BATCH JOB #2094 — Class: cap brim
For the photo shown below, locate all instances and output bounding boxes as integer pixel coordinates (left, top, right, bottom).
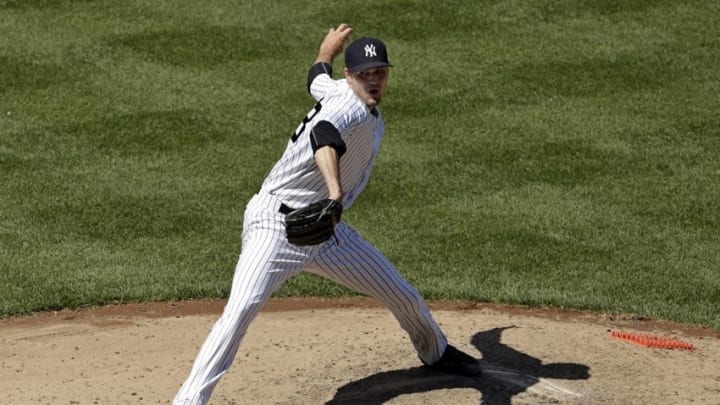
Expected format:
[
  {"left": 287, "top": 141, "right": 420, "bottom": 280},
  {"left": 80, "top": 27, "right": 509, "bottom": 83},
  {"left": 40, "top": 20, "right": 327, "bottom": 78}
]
[{"left": 347, "top": 62, "right": 393, "bottom": 73}]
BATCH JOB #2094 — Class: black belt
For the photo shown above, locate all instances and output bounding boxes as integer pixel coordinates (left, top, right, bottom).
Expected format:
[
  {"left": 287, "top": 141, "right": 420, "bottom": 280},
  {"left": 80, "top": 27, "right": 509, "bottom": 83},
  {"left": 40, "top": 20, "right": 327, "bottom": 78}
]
[
  {"left": 258, "top": 188, "right": 295, "bottom": 214},
  {"left": 279, "top": 203, "right": 294, "bottom": 215}
]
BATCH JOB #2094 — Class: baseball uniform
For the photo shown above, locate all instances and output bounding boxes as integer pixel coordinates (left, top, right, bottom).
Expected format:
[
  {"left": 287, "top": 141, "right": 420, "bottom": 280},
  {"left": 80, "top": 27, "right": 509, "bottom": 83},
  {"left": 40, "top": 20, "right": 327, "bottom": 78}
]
[{"left": 173, "top": 35, "right": 467, "bottom": 405}]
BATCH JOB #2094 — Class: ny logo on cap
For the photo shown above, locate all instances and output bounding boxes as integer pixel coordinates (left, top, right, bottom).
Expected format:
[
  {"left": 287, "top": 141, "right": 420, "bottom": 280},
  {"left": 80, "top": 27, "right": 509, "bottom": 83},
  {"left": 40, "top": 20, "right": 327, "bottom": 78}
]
[{"left": 364, "top": 44, "right": 377, "bottom": 58}]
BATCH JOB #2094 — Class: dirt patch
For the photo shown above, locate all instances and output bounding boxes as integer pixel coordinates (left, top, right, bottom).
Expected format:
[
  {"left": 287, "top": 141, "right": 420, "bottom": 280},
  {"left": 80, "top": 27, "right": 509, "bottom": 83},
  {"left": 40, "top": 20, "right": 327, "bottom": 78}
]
[{"left": 1, "top": 298, "right": 718, "bottom": 404}]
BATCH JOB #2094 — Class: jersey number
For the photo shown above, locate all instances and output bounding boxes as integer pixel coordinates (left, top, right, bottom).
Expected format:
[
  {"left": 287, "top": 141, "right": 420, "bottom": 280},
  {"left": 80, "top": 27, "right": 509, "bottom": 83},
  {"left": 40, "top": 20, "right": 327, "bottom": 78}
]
[{"left": 291, "top": 101, "right": 322, "bottom": 143}]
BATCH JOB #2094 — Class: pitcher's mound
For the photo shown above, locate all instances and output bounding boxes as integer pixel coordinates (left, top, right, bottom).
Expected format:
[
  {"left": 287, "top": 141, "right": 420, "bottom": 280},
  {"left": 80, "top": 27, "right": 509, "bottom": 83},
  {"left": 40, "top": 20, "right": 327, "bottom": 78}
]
[{"left": 1, "top": 297, "right": 717, "bottom": 404}]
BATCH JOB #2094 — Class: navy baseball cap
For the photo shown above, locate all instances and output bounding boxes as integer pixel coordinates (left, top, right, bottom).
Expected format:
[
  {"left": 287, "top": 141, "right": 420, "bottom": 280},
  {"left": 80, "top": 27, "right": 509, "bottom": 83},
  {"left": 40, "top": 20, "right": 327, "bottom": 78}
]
[{"left": 344, "top": 37, "right": 393, "bottom": 73}]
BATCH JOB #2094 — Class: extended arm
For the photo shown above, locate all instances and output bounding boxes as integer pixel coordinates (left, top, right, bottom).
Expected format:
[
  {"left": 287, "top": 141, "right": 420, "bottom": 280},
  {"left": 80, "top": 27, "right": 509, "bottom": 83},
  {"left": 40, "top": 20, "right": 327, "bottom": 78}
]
[
  {"left": 309, "top": 24, "right": 352, "bottom": 203},
  {"left": 307, "top": 24, "right": 353, "bottom": 93}
]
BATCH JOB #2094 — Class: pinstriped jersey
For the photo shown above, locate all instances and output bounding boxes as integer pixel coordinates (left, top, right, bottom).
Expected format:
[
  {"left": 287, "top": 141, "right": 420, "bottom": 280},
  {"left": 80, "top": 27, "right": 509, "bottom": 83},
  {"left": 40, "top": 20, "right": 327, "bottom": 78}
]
[{"left": 261, "top": 73, "right": 384, "bottom": 210}]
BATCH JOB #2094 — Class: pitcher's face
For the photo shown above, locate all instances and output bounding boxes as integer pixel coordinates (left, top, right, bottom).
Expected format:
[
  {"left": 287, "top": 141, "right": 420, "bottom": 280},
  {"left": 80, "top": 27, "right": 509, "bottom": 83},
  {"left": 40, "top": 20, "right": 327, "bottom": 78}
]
[{"left": 345, "top": 67, "right": 389, "bottom": 107}]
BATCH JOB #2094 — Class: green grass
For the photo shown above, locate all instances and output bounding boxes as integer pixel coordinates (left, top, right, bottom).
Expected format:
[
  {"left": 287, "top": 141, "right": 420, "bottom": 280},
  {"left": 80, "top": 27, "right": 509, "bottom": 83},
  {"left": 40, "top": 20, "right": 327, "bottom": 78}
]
[{"left": 1, "top": 0, "right": 718, "bottom": 329}]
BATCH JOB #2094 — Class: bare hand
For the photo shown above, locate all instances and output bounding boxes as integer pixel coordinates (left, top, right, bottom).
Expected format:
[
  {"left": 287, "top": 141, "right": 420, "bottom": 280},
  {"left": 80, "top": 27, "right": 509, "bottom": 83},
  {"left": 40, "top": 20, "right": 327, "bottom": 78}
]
[{"left": 316, "top": 23, "right": 353, "bottom": 64}]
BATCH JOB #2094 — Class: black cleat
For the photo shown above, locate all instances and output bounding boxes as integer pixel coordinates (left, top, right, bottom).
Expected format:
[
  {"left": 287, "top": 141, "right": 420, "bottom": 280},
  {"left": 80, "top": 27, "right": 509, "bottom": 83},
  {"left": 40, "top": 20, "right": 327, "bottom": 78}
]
[{"left": 425, "top": 345, "right": 482, "bottom": 377}]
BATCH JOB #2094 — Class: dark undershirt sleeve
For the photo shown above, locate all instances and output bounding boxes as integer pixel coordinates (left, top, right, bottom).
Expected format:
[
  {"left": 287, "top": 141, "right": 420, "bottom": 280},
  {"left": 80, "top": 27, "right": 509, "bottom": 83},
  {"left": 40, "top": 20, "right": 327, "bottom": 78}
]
[
  {"left": 306, "top": 62, "right": 333, "bottom": 94},
  {"left": 310, "top": 120, "right": 346, "bottom": 157}
]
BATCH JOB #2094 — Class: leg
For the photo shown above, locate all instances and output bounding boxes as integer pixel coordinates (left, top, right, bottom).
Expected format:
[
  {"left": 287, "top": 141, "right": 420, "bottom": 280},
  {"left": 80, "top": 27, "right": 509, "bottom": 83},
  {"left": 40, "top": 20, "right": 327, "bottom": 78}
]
[
  {"left": 309, "top": 223, "right": 447, "bottom": 364},
  {"left": 174, "top": 223, "right": 311, "bottom": 404}
]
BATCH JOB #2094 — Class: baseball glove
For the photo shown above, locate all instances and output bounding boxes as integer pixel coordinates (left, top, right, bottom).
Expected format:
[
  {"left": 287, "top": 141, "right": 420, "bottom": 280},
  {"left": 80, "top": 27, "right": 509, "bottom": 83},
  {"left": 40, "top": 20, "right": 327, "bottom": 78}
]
[{"left": 284, "top": 199, "right": 343, "bottom": 246}]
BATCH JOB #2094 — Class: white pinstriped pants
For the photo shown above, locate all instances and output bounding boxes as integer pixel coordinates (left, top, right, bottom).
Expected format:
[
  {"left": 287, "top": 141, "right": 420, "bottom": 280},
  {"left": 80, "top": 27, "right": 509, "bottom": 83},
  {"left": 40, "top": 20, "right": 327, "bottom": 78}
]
[{"left": 173, "top": 191, "right": 447, "bottom": 404}]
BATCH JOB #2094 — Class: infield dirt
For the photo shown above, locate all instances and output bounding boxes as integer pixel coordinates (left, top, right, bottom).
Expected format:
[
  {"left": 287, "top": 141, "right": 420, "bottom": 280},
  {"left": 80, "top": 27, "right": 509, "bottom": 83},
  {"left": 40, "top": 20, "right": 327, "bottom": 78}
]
[{"left": 1, "top": 297, "right": 718, "bottom": 404}]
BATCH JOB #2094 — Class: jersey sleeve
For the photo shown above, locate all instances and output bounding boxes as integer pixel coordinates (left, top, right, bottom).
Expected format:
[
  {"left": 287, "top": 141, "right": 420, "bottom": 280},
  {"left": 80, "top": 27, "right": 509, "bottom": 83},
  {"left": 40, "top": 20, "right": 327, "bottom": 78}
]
[
  {"left": 310, "top": 120, "right": 346, "bottom": 157},
  {"left": 309, "top": 71, "right": 339, "bottom": 101},
  {"left": 307, "top": 62, "right": 331, "bottom": 92}
]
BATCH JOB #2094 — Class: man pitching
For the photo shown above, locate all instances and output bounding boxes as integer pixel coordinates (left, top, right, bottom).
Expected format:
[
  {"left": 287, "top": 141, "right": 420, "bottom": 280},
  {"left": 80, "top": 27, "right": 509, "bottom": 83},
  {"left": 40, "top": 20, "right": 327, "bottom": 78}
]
[{"left": 173, "top": 23, "right": 481, "bottom": 405}]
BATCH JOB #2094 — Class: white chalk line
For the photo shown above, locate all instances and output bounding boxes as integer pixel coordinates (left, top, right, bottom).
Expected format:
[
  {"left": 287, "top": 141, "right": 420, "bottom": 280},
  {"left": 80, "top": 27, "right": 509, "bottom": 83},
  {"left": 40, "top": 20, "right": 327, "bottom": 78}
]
[{"left": 483, "top": 365, "right": 583, "bottom": 399}]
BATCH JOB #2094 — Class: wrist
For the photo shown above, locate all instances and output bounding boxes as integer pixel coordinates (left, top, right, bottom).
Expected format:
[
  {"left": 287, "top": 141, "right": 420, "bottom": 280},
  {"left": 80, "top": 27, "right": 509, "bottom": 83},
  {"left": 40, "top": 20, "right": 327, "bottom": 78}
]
[
  {"left": 329, "top": 193, "right": 343, "bottom": 204},
  {"left": 315, "top": 50, "right": 337, "bottom": 65}
]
